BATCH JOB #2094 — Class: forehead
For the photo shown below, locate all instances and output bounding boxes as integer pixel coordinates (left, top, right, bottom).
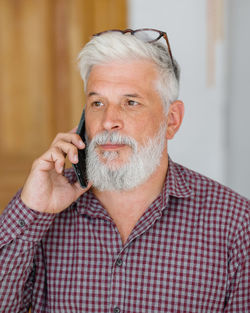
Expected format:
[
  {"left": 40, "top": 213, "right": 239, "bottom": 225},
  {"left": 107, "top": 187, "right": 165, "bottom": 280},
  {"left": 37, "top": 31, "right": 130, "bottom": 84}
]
[{"left": 86, "top": 59, "right": 159, "bottom": 94}]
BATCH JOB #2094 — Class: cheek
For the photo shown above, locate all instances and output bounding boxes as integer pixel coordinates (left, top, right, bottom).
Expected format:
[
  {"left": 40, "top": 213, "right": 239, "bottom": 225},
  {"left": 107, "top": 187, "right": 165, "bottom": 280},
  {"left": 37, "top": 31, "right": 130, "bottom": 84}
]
[
  {"left": 130, "top": 125, "right": 153, "bottom": 146},
  {"left": 138, "top": 120, "right": 167, "bottom": 146},
  {"left": 84, "top": 125, "right": 92, "bottom": 142},
  {"left": 137, "top": 116, "right": 164, "bottom": 134},
  {"left": 85, "top": 118, "right": 100, "bottom": 141}
]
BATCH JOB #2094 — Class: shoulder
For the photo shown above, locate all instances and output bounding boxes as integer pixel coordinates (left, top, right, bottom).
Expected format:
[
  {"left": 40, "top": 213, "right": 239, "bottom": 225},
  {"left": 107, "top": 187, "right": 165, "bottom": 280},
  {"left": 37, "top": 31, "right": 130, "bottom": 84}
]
[
  {"left": 175, "top": 161, "right": 249, "bottom": 206},
  {"left": 173, "top": 161, "right": 249, "bottom": 232}
]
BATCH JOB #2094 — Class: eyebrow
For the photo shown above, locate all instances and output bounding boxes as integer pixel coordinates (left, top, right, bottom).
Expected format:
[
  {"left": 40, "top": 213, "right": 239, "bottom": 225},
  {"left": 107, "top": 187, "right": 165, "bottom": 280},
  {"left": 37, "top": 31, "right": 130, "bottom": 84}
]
[
  {"left": 87, "top": 92, "right": 99, "bottom": 97},
  {"left": 124, "top": 93, "right": 142, "bottom": 98},
  {"left": 87, "top": 92, "right": 142, "bottom": 99}
]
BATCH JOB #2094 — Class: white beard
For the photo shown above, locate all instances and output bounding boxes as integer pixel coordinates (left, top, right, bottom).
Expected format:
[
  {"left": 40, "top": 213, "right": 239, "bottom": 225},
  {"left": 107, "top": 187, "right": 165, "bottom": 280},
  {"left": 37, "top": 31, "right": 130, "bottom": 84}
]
[{"left": 86, "top": 123, "right": 167, "bottom": 191}]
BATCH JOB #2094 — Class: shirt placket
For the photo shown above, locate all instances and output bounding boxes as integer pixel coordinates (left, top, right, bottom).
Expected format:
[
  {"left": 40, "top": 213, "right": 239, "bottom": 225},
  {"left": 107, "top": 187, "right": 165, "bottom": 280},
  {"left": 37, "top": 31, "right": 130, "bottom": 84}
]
[
  {"left": 109, "top": 246, "right": 129, "bottom": 313},
  {"left": 108, "top": 202, "right": 166, "bottom": 313},
  {"left": 92, "top": 214, "right": 126, "bottom": 313}
]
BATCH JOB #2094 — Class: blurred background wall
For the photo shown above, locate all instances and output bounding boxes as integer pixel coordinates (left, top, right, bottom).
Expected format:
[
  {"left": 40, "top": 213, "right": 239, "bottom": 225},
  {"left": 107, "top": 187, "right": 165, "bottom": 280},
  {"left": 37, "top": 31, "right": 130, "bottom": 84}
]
[
  {"left": 128, "top": 0, "right": 250, "bottom": 199},
  {"left": 0, "top": 0, "right": 127, "bottom": 210},
  {"left": 0, "top": 0, "right": 249, "bottom": 212}
]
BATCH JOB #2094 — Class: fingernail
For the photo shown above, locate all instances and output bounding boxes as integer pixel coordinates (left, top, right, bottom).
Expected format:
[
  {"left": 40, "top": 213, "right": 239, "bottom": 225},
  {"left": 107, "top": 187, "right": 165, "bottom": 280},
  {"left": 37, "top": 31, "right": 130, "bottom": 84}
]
[{"left": 74, "top": 154, "right": 78, "bottom": 163}]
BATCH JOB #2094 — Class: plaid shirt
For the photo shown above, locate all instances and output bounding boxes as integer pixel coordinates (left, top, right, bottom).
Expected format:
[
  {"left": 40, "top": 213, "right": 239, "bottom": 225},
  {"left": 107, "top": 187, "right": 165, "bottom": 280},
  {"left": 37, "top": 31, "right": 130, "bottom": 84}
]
[{"left": 0, "top": 158, "right": 249, "bottom": 312}]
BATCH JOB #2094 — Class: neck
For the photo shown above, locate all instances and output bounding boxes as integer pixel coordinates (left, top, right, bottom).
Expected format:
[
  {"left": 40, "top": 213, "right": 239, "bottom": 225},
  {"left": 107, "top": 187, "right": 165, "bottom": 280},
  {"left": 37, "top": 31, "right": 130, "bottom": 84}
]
[{"left": 92, "top": 153, "right": 168, "bottom": 243}]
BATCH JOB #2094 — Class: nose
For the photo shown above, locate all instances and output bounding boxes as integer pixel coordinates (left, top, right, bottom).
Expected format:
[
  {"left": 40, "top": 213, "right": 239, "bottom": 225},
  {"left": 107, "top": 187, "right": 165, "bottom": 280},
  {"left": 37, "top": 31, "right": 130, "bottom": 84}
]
[{"left": 102, "top": 105, "right": 124, "bottom": 131}]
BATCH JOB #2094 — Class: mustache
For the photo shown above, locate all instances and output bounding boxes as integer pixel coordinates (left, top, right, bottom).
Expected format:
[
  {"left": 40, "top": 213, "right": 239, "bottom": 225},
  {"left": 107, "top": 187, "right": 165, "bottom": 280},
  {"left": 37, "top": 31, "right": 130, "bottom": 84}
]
[{"left": 88, "top": 131, "right": 138, "bottom": 151}]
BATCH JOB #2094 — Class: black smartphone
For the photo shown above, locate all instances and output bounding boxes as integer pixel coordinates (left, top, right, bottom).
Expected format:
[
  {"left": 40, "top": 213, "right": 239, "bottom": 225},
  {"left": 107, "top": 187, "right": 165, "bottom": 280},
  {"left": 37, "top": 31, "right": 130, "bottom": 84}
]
[{"left": 73, "top": 109, "right": 88, "bottom": 188}]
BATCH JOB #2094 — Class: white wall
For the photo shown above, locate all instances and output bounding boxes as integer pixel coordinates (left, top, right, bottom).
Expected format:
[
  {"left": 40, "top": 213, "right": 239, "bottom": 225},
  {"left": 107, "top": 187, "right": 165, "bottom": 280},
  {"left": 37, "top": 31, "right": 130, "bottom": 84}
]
[
  {"left": 226, "top": 0, "right": 250, "bottom": 198},
  {"left": 128, "top": 0, "right": 250, "bottom": 198}
]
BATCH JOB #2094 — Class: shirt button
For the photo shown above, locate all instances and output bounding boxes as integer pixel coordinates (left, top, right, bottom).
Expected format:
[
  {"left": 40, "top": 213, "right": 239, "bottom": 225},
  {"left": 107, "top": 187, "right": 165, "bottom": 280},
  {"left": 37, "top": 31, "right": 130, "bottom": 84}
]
[
  {"left": 116, "top": 258, "right": 123, "bottom": 267},
  {"left": 113, "top": 307, "right": 121, "bottom": 313},
  {"left": 18, "top": 219, "right": 26, "bottom": 227}
]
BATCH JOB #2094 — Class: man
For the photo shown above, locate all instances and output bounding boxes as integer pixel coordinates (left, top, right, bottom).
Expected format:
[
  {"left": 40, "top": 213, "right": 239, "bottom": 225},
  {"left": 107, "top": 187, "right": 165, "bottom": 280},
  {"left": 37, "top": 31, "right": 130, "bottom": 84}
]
[{"left": 0, "top": 29, "right": 249, "bottom": 312}]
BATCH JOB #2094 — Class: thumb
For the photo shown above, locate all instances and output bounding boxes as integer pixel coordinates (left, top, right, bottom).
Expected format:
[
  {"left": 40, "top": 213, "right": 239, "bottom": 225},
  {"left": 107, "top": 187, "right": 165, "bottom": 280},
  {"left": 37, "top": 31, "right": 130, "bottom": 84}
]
[{"left": 73, "top": 181, "right": 92, "bottom": 199}]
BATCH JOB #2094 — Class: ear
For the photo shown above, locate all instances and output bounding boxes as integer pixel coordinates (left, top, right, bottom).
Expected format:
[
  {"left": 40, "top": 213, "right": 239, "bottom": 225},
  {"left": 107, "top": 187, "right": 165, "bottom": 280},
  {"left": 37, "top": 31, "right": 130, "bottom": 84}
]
[{"left": 166, "top": 100, "right": 184, "bottom": 140}]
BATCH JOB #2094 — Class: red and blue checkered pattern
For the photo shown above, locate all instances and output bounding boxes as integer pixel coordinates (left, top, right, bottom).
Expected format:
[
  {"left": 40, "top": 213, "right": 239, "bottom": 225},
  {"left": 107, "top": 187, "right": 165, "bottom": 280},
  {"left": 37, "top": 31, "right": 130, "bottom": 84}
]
[{"left": 0, "top": 158, "right": 249, "bottom": 312}]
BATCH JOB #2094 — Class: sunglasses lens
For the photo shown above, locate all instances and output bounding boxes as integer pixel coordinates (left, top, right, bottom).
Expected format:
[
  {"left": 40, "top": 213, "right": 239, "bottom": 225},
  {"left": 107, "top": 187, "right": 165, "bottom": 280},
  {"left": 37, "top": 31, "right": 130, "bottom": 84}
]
[{"left": 133, "top": 30, "right": 160, "bottom": 43}]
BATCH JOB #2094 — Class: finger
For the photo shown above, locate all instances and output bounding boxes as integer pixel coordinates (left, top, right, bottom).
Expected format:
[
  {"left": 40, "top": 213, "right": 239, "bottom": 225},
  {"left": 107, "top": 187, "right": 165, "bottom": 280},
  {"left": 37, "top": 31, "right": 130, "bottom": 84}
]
[
  {"left": 33, "top": 147, "right": 66, "bottom": 174},
  {"left": 52, "top": 132, "right": 85, "bottom": 149},
  {"left": 53, "top": 140, "right": 81, "bottom": 164},
  {"left": 72, "top": 181, "right": 92, "bottom": 199},
  {"left": 69, "top": 126, "right": 78, "bottom": 134},
  {"left": 47, "top": 146, "right": 67, "bottom": 173}
]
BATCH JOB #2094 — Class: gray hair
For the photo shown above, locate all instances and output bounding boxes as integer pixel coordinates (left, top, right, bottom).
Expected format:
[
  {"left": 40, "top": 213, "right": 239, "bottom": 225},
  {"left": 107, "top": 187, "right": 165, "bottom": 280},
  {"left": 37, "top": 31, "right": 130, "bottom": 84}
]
[{"left": 78, "top": 32, "right": 180, "bottom": 114}]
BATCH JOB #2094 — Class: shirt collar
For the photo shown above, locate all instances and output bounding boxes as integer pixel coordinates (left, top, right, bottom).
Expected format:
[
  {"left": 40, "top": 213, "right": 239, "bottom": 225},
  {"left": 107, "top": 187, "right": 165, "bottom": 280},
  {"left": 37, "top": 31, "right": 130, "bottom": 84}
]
[
  {"left": 165, "top": 157, "right": 194, "bottom": 198},
  {"left": 76, "top": 189, "right": 112, "bottom": 220}
]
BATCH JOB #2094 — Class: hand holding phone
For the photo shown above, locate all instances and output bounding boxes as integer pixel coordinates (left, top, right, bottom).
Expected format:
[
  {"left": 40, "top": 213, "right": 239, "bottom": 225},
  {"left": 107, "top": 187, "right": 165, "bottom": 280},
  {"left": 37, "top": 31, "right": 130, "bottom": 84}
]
[{"left": 21, "top": 126, "right": 89, "bottom": 214}]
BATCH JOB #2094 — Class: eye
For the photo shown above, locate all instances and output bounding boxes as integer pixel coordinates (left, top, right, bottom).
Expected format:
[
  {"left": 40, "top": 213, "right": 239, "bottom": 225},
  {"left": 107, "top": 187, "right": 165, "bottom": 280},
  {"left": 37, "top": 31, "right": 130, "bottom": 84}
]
[
  {"left": 127, "top": 100, "right": 139, "bottom": 106},
  {"left": 92, "top": 101, "right": 104, "bottom": 108}
]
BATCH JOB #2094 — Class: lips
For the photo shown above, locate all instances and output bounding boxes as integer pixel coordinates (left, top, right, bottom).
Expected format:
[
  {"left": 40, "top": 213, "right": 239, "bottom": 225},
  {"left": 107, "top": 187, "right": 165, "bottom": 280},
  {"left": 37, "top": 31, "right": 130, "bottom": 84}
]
[{"left": 98, "top": 143, "right": 127, "bottom": 150}]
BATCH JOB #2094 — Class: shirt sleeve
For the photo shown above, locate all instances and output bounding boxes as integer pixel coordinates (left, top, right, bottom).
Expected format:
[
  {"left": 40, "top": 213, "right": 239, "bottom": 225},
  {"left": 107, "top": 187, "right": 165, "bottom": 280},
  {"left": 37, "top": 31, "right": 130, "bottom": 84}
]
[
  {"left": 224, "top": 207, "right": 250, "bottom": 312},
  {"left": 0, "top": 190, "right": 56, "bottom": 312}
]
